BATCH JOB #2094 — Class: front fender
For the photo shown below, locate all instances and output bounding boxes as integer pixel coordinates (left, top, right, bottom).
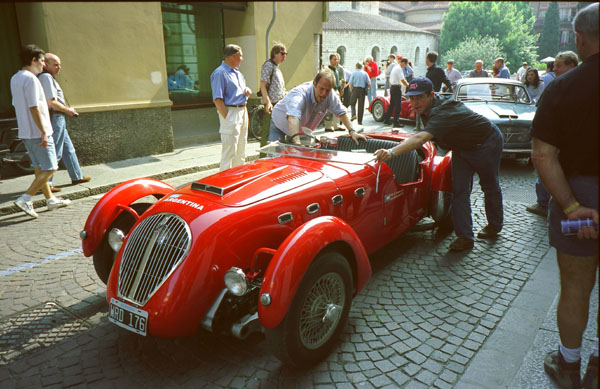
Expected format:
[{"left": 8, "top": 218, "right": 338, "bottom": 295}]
[
  {"left": 258, "top": 216, "right": 371, "bottom": 330},
  {"left": 81, "top": 178, "right": 174, "bottom": 257},
  {"left": 429, "top": 152, "right": 453, "bottom": 221}
]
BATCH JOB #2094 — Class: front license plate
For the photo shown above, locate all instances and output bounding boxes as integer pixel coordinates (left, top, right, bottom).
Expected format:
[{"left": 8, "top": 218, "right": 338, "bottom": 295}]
[{"left": 108, "top": 298, "right": 148, "bottom": 336}]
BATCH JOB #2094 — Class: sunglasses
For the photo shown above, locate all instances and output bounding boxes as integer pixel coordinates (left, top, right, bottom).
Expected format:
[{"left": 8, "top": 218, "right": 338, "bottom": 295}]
[{"left": 280, "top": 52, "right": 288, "bottom": 56}]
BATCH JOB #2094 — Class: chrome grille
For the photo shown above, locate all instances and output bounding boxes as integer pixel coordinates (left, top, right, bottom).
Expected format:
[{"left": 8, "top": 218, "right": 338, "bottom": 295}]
[{"left": 117, "top": 213, "right": 191, "bottom": 306}]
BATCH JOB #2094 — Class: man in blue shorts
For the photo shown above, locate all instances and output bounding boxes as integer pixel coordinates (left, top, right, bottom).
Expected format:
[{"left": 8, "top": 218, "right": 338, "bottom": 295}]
[
  {"left": 11, "top": 45, "right": 71, "bottom": 218},
  {"left": 532, "top": 4, "right": 598, "bottom": 388}
]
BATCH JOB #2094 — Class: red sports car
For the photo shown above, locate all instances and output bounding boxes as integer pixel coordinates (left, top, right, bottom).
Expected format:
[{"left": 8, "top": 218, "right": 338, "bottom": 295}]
[
  {"left": 80, "top": 131, "right": 452, "bottom": 367},
  {"left": 369, "top": 95, "right": 417, "bottom": 122}
]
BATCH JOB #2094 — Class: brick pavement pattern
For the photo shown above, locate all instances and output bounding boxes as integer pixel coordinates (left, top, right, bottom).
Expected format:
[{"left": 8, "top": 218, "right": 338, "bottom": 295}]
[{"left": 0, "top": 161, "right": 561, "bottom": 388}]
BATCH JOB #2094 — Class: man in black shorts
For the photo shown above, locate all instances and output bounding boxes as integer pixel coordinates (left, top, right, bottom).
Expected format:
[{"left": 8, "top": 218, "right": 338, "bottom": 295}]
[
  {"left": 374, "top": 77, "right": 503, "bottom": 251},
  {"left": 532, "top": 3, "right": 598, "bottom": 388}
]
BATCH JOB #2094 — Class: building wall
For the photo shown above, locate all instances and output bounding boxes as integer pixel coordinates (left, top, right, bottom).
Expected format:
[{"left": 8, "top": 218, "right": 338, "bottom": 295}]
[
  {"left": 330, "top": 1, "right": 380, "bottom": 15},
  {"left": 14, "top": 2, "right": 174, "bottom": 165},
  {"left": 403, "top": 9, "right": 445, "bottom": 24},
  {"left": 323, "top": 30, "right": 437, "bottom": 77}
]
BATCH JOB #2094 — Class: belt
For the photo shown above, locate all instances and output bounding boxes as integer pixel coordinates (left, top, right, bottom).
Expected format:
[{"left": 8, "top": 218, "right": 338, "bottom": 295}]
[{"left": 226, "top": 104, "right": 246, "bottom": 108}]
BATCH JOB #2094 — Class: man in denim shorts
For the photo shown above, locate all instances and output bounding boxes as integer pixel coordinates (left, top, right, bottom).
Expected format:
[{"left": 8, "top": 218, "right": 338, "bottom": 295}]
[
  {"left": 532, "top": 4, "right": 598, "bottom": 388},
  {"left": 10, "top": 45, "right": 70, "bottom": 218}
]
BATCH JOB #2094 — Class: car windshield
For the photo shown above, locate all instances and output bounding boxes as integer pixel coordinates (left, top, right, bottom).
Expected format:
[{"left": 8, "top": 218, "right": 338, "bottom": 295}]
[
  {"left": 457, "top": 83, "right": 532, "bottom": 104},
  {"left": 259, "top": 141, "right": 375, "bottom": 165}
]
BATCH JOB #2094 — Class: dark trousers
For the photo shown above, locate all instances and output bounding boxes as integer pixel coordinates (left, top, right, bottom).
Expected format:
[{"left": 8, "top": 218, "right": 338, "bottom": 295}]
[
  {"left": 342, "top": 86, "right": 351, "bottom": 107},
  {"left": 451, "top": 125, "right": 504, "bottom": 240},
  {"left": 383, "top": 85, "right": 402, "bottom": 123},
  {"left": 350, "top": 87, "right": 366, "bottom": 123}
]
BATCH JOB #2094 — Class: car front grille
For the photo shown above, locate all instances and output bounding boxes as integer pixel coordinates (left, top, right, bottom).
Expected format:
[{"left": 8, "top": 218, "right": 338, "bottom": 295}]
[
  {"left": 117, "top": 213, "right": 191, "bottom": 306},
  {"left": 498, "top": 124, "right": 531, "bottom": 144}
]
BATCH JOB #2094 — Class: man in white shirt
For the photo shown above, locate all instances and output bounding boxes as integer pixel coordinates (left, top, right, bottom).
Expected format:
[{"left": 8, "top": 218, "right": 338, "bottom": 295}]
[
  {"left": 444, "top": 59, "right": 462, "bottom": 88},
  {"left": 516, "top": 62, "right": 528, "bottom": 82},
  {"left": 382, "top": 57, "right": 409, "bottom": 128},
  {"left": 11, "top": 45, "right": 70, "bottom": 218}
]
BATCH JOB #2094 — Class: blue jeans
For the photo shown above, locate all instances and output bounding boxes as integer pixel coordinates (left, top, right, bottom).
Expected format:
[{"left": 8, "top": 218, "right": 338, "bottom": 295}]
[
  {"left": 51, "top": 113, "right": 84, "bottom": 181},
  {"left": 367, "top": 77, "right": 377, "bottom": 105},
  {"left": 535, "top": 178, "right": 551, "bottom": 208},
  {"left": 451, "top": 125, "right": 504, "bottom": 240},
  {"left": 268, "top": 120, "right": 287, "bottom": 143}
]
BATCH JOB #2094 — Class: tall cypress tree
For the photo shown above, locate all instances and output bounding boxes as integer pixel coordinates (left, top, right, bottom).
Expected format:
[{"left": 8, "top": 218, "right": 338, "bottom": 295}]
[{"left": 538, "top": 2, "right": 560, "bottom": 60}]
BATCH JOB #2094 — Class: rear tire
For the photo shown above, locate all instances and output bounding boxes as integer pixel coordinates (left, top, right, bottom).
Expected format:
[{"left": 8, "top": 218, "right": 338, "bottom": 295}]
[
  {"left": 249, "top": 107, "right": 265, "bottom": 141},
  {"left": 12, "top": 141, "right": 33, "bottom": 175},
  {"left": 93, "top": 203, "right": 152, "bottom": 284},
  {"left": 371, "top": 100, "right": 385, "bottom": 122},
  {"left": 266, "top": 251, "right": 352, "bottom": 367}
]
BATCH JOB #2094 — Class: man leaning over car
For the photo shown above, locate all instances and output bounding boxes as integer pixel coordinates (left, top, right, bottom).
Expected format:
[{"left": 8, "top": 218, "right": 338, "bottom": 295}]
[
  {"left": 374, "top": 77, "right": 504, "bottom": 251},
  {"left": 269, "top": 68, "right": 366, "bottom": 145}
]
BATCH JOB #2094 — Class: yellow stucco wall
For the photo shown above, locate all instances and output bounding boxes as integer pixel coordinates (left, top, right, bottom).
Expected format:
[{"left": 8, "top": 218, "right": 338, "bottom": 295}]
[
  {"left": 16, "top": 2, "right": 171, "bottom": 113},
  {"left": 235, "top": 1, "right": 323, "bottom": 94}
]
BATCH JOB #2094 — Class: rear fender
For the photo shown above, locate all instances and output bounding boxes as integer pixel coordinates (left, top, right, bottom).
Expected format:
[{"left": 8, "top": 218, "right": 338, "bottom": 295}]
[
  {"left": 429, "top": 152, "right": 453, "bottom": 221},
  {"left": 258, "top": 216, "right": 371, "bottom": 329},
  {"left": 81, "top": 178, "right": 174, "bottom": 257}
]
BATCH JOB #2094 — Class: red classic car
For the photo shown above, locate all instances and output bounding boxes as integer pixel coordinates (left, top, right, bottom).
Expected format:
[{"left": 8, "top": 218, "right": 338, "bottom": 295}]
[
  {"left": 368, "top": 95, "right": 417, "bottom": 122},
  {"left": 80, "top": 132, "right": 453, "bottom": 367}
]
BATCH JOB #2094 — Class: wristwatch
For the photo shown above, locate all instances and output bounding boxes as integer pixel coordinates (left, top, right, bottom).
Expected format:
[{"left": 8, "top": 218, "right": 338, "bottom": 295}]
[{"left": 388, "top": 149, "right": 395, "bottom": 158}]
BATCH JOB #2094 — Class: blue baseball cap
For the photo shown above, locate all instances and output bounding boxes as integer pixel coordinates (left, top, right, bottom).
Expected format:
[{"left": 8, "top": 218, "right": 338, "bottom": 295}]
[{"left": 405, "top": 77, "right": 433, "bottom": 96}]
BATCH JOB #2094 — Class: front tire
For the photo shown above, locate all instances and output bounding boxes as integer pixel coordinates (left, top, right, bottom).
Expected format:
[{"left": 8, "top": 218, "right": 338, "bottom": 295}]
[
  {"left": 249, "top": 107, "right": 265, "bottom": 141},
  {"left": 371, "top": 100, "right": 385, "bottom": 122},
  {"left": 93, "top": 203, "right": 152, "bottom": 284},
  {"left": 266, "top": 251, "right": 352, "bottom": 368}
]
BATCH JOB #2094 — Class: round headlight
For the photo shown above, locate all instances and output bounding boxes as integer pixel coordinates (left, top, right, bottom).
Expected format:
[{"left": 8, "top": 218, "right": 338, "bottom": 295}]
[
  {"left": 224, "top": 267, "right": 248, "bottom": 296},
  {"left": 108, "top": 228, "right": 125, "bottom": 252}
]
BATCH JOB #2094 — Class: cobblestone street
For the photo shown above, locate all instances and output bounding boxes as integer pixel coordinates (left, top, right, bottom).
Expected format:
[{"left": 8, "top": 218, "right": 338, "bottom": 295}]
[{"left": 4, "top": 156, "right": 593, "bottom": 388}]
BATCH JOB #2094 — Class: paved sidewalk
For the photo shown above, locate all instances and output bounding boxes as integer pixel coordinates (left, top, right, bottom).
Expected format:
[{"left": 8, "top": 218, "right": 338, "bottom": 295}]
[{"left": 0, "top": 140, "right": 262, "bottom": 216}]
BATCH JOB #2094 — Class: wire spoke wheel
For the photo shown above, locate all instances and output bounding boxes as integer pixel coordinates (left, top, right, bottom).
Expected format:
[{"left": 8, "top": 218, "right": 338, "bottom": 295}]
[
  {"left": 298, "top": 272, "right": 345, "bottom": 349},
  {"left": 265, "top": 251, "right": 352, "bottom": 367}
]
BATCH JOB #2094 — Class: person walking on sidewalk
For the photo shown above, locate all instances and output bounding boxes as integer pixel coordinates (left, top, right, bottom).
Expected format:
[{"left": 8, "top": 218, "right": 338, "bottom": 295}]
[
  {"left": 38, "top": 53, "right": 91, "bottom": 187},
  {"left": 348, "top": 62, "right": 370, "bottom": 125},
  {"left": 364, "top": 56, "right": 379, "bottom": 105},
  {"left": 373, "top": 78, "right": 504, "bottom": 252},
  {"left": 532, "top": 4, "right": 598, "bottom": 388},
  {"left": 11, "top": 45, "right": 71, "bottom": 218},
  {"left": 258, "top": 43, "right": 287, "bottom": 147},
  {"left": 268, "top": 68, "right": 366, "bottom": 145},
  {"left": 210, "top": 44, "right": 251, "bottom": 171}
]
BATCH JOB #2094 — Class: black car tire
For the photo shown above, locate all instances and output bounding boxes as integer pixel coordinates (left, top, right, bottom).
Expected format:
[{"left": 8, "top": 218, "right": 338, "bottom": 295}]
[
  {"left": 266, "top": 251, "right": 352, "bottom": 368},
  {"left": 371, "top": 100, "right": 385, "bottom": 122},
  {"left": 12, "top": 141, "right": 33, "bottom": 175},
  {"left": 93, "top": 203, "right": 152, "bottom": 284},
  {"left": 249, "top": 106, "right": 265, "bottom": 141}
]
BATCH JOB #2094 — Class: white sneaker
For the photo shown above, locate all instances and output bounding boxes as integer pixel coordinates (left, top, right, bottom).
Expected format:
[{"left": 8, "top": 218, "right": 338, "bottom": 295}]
[
  {"left": 14, "top": 197, "right": 38, "bottom": 218},
  {"left": 47, "top": 198, "right": 71, "bottom": 211}
]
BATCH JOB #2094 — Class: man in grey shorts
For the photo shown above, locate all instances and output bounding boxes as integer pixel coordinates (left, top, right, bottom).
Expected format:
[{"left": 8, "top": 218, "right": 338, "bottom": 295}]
[
  {"left": 10, "top": 45, "right": 71, "bottom": 218},
  {"left": 532, "top": 4, "right": 598, "bottom": 388}
]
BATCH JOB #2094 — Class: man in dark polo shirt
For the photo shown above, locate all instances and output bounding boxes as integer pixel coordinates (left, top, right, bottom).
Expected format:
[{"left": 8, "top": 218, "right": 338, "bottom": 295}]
[
  {"left": 425, "top": 51, "right": 452, "bottom": 93},
  {"left": 531, "top": 3, "right": 598, "bottom": 388},
  {"left": 374, "top": 77, "right": 504, "bottom": 251}
]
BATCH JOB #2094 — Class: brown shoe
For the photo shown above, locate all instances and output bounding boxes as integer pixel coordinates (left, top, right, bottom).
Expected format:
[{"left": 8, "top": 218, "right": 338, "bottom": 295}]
[
  {"left": 477, "top": 224, "right": 502, "bottom": 239},
  {"left": 525, "top": 203, "right": 548, "bottom": 217},
  {"left": 449, "top": 237, "right": 474, "bottom": 251},
  {"left": 50, "top": 186, "right": 61, "bottom": 193},
  {"left": 72, "top": 177, "right": 91, "bottom": 185}
]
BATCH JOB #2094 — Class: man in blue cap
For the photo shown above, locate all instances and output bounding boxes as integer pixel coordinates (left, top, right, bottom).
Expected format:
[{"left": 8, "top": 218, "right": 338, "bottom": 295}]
[{"left": 374, "top": 77, "right": 504, "bottom": 251}]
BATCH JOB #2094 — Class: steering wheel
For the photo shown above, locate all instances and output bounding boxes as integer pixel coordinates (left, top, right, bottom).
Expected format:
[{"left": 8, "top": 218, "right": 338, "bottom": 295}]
[{"left": 287, "top": 132, "right": 319, "bottom": 147}]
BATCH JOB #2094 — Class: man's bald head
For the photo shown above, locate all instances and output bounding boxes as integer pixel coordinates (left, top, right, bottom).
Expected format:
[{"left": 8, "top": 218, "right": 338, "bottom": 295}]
[{"left": 44, "top": 53, "right": 62, "bottom": 76}]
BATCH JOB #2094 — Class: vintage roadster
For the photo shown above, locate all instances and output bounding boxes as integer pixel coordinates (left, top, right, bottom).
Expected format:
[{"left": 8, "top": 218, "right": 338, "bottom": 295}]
[
  {"left": 80, "top": 132, "right": 453, "bottom": 367},
  {"left": 368, "top": 95, "right": 417, "bottom": 123}
]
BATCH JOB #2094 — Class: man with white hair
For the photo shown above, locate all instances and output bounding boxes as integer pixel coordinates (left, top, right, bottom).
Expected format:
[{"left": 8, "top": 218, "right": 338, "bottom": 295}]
[
  {"left": 532, "top": 4, "right": 598, "bottom": 388},
  {"left": 468, "top": 60, "right": 489, "bottom": 78}
]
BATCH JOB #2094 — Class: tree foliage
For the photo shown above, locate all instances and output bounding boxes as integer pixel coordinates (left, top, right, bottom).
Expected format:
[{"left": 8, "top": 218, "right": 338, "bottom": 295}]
[
  {"left": 537, "top": 2, "right": 560, "bottom": 60},
  {"left": 440, "top": 2, "right": 538, "bottom": 70},
  {"left": 440, "top": 36, "right": 505, "bottom": 74}
]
